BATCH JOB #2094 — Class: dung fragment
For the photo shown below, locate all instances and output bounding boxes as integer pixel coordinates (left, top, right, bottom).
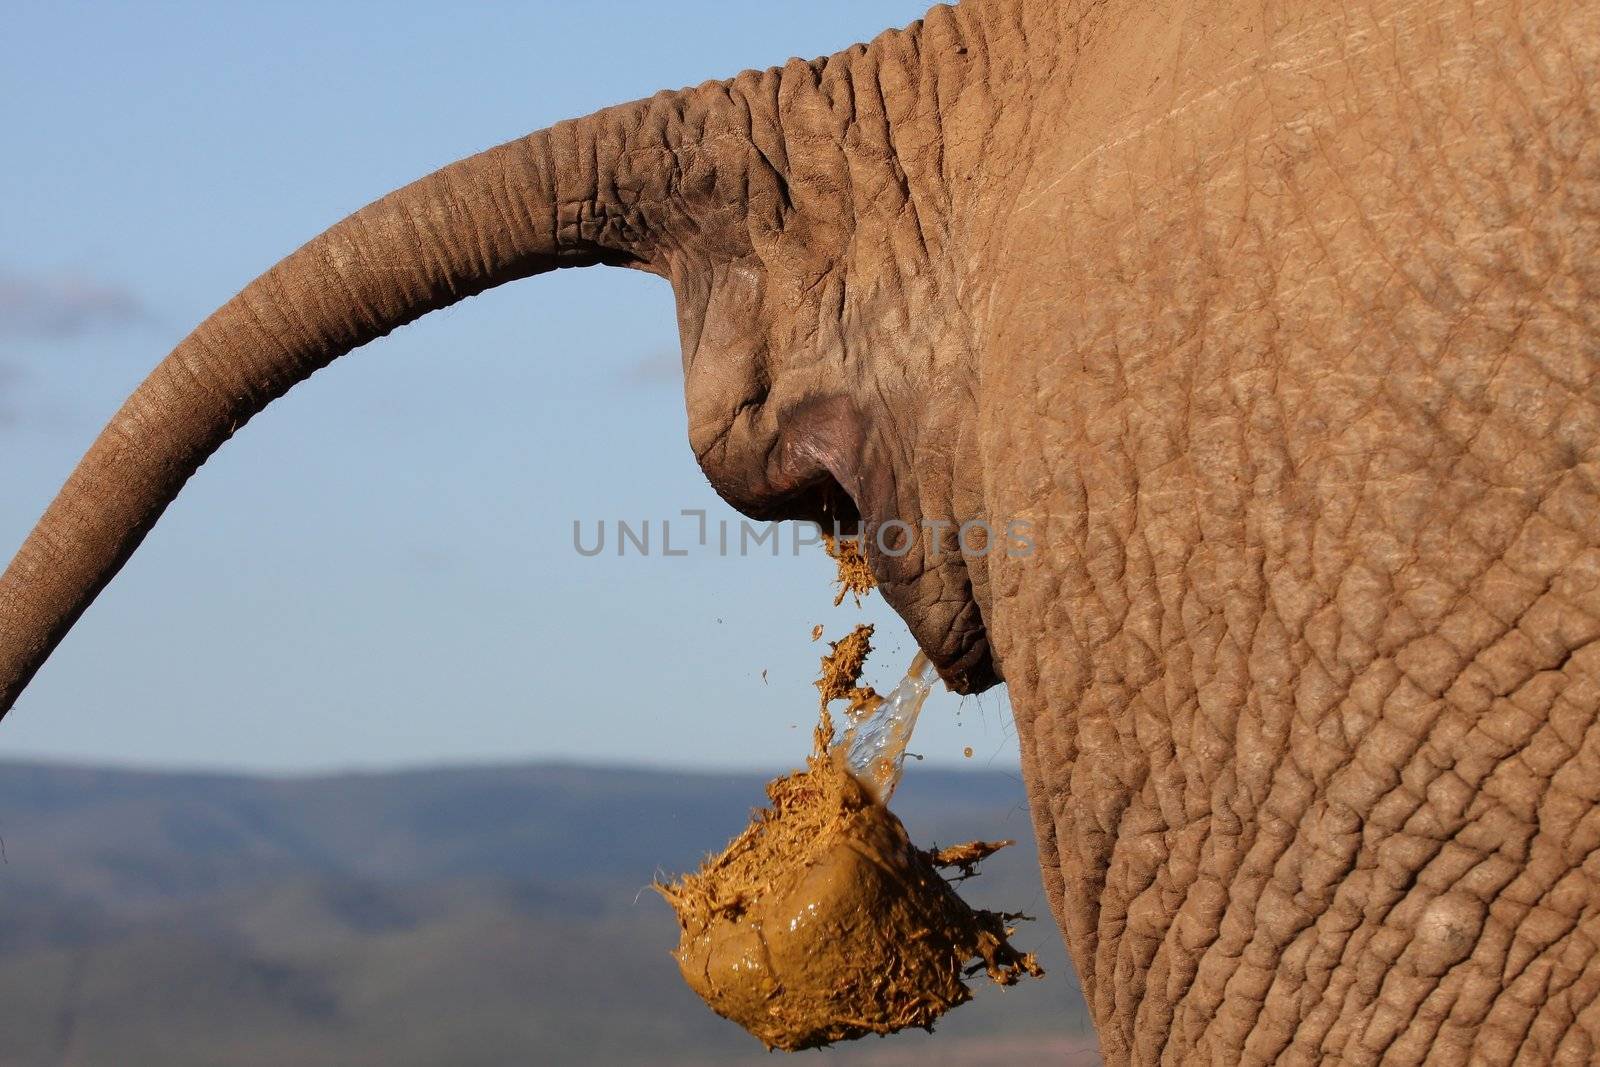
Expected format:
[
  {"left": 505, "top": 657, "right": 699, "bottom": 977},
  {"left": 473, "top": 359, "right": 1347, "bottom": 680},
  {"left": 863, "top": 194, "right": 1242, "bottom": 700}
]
[
  {"left": 823, "top": 532, "right": 875, "bottom": 606},
  {"left": 815, "top": 623, "right": 883, "bottom": 725},
  {"left": 929, "top": 839, "right": 1013, "bottom": 881}
]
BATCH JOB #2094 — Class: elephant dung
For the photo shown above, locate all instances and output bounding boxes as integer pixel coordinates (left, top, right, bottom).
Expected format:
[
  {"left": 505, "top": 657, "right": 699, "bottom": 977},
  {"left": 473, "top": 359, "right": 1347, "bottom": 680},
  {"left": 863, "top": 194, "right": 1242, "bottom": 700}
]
[
  {"left": 815, "top": 622, "right": 883, "bottom": 720},
  {"left": 823, "top": 532, "right": 875, "bottom": 606},
  {"left": 657, "top": 752, "right": 1041, "bottom": 1051}
]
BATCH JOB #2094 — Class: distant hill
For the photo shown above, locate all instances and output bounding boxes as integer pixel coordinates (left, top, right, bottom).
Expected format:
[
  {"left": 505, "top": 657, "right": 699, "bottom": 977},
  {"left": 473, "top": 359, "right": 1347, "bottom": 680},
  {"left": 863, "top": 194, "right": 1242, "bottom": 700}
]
[{"left": 0, "top": 761, "right": 1100, "bottom": 1065}]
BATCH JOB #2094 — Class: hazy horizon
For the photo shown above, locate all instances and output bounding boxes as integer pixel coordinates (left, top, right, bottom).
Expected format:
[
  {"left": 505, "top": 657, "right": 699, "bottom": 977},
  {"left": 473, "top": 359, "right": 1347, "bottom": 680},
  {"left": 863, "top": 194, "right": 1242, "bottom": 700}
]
[
  {"left": 0, "top": 757, "right": 1096, "bottom": 1065},
  {"left": 0, "top": 749, "right": 1027, "bottom": 780}
]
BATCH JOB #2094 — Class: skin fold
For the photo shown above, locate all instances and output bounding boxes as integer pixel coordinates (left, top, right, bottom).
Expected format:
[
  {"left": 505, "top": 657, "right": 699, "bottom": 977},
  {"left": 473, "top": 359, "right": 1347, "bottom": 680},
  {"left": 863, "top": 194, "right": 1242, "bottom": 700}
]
[{"left": 1, "top": 0, "right": 1596, "bottom": 1062}]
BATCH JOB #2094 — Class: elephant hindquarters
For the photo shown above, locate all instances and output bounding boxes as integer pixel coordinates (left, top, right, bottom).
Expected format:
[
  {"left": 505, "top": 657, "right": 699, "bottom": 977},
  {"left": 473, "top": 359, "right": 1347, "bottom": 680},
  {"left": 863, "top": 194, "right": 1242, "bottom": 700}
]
[{"left": 978, "top": 0, "right": 1600, "bottom": 1062}]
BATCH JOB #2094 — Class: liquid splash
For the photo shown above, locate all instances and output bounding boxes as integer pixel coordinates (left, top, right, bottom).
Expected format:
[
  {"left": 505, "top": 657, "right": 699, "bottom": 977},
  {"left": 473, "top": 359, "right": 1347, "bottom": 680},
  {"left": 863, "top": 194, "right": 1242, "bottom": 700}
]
[{"left": 840, "top": 652, "right": 939, "bottom": 803}]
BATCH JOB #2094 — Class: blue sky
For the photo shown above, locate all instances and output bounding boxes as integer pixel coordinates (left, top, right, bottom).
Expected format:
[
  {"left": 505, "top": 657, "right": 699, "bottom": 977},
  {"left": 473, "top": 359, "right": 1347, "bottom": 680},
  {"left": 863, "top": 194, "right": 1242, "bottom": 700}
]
[{"left": 0, "top": 2, "right": 1022, "bottom": 774}]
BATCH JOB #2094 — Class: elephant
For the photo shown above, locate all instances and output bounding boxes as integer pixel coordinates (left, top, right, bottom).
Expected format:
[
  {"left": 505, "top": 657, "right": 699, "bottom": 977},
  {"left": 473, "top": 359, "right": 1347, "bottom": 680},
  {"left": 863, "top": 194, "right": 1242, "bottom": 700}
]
[{"left": 3, "top": 0, "right": 1599, "bottom": 1062}]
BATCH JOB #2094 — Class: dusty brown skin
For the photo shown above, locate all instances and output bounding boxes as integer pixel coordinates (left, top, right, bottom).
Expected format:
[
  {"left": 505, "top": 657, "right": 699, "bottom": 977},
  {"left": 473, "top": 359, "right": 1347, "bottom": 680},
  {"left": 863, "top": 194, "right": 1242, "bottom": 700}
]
[{"left": 3, "top": 1, "right": 1599, "bottom": 1062}]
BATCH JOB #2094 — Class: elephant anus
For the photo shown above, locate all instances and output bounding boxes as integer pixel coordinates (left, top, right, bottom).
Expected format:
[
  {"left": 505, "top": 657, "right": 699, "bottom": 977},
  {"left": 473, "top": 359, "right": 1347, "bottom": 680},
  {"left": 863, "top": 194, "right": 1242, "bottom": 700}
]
[{"left": 4, "top": 1, "right": 1600, "bottom": 1064}]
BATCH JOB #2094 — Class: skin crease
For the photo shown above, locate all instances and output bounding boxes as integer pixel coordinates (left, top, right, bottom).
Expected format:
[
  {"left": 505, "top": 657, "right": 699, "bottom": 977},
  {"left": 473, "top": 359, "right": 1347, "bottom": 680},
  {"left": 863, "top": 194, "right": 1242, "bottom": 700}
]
[{"left": 0, "top": 0, "right": 1597, "bottom": 1063}]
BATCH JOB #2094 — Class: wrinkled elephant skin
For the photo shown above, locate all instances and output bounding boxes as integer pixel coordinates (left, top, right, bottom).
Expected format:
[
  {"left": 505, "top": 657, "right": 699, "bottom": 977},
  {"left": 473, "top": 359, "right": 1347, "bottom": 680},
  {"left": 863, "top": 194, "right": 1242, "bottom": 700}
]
[{"left": 2, "top": 1, "right": 1598, "bottom": 1063}]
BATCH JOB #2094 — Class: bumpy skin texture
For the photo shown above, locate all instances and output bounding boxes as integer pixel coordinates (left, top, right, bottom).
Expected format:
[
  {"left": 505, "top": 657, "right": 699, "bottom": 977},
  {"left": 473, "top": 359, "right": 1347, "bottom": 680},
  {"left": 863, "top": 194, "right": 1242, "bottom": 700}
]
[
  {"left": 2, "top": 1, "right": 1598, "bottom": 1063},
  {"left": 983, "top": 1, "right": 1600, "bottom": 1062}
]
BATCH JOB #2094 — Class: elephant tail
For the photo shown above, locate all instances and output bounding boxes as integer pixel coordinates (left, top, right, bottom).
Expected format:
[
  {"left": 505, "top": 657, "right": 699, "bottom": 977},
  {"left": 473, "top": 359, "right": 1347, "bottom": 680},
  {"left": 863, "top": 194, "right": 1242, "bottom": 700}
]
[{"left": 0, "top": 98, "right": 682, "bottom": 715}]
